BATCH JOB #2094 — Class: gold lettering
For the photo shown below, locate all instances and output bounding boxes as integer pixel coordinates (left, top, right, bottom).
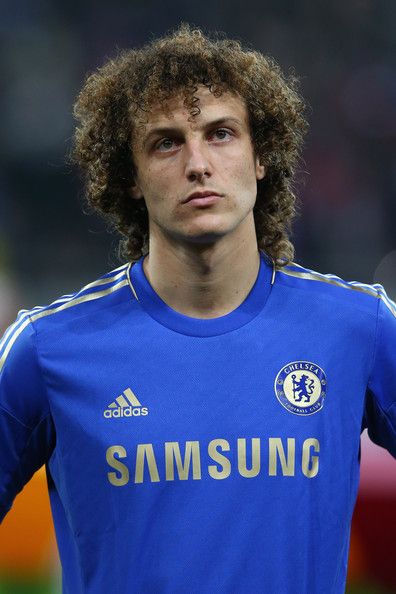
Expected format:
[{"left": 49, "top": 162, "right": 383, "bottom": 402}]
[
  {"left": 269, "top": 438, "right": 295, "bottom": 476},
  {"left": 237, "top": 438, "right": 261, "bottom": 478},
  {"left": 208, "top": 439, "right": 231, "bottom": 479},
  {"left": 106, "top": 445, "right": 129, "bottom": 486},
  {"left": 165, "top": 441, "right": 202, "bottom": 481},
  {"left": 302, "top": 438, "right": 320, "bottom": 478},
  {"left": 134, "top": 444, "right": 160, "bottom": 483}
]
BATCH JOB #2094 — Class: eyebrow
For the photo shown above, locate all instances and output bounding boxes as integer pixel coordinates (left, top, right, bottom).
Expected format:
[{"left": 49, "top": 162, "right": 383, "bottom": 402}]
[{"left": 142, "top": 116, "right": 244, "bottom": 148}]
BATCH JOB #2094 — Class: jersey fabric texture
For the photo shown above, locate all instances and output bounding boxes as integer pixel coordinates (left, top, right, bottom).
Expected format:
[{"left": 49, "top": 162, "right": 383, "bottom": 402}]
[{"left": 1, "top": 250, "right": 395, "bottom": 594}]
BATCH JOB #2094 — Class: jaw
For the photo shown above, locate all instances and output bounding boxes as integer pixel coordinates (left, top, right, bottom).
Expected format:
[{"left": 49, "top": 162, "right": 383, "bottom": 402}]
[{"left": 148, "top": 208, "right": 257, "bottom": 254}]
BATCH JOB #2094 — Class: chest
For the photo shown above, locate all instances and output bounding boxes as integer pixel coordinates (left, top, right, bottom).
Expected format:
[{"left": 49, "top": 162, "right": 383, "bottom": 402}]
[{"left": 44, "top": 319, "right": 369, "bottom": 457}]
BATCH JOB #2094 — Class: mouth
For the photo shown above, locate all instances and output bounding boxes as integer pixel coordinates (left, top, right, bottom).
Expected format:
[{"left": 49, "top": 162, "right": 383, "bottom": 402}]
[{"left": 182, "top": 191, "right": 223, "bottom": 206}]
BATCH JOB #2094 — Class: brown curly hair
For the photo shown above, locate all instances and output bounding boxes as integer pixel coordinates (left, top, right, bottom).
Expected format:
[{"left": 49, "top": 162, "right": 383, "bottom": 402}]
[{"left": 71, "top": 24, "right": 308, "bottom": 265}]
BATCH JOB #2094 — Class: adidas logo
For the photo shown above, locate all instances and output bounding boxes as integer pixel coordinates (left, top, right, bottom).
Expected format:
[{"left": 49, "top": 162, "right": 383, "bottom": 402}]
[{"left": 104, "top": 388, "right": 148, "bottom": 419}]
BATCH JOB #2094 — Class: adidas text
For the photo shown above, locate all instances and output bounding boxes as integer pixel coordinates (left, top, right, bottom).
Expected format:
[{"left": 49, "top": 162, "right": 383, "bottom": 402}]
[{"left": 104, "top": 406, "right": 149, "bottom": 419}]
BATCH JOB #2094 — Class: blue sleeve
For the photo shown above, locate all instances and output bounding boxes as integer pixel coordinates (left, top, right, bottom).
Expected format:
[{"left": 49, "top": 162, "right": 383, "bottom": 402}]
[
  {"left": 0, "top": 315, "right": 55, "bottom": 521},
  {"left": 364, "top": 288, "right": 396, "bottom": 458}
]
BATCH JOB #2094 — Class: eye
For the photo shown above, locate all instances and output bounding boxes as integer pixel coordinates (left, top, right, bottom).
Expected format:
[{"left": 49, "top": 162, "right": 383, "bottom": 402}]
[
  {"left": 210, "top": 128, "right": 233, "bottom": 142},
  {"left": 155, "top": 138, "right": 179, "bottom": 152}
]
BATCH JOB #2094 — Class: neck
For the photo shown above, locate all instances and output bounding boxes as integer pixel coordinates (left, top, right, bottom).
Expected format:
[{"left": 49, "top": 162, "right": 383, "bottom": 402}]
[{"left": 142, "top": 218, "right": 261, "bottom": 319}]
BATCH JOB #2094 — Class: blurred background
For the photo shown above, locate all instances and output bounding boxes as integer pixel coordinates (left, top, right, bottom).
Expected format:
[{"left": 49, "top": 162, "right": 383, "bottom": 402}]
[{"left": 0, "top": 1, "right": 395, "bottom": 592}]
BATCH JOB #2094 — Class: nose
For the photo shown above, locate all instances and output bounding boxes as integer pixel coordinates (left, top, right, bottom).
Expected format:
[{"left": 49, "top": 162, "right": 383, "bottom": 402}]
[{"left": 184, "top": 140, "right": 212, "bottom": 182}]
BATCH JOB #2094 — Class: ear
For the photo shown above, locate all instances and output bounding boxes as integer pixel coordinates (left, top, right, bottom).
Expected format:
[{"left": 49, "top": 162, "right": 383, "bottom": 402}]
[
  {"left": 255, "top": 156, "right": 265, "bottom": 181},
  {"left": 129, "top": 183, "right": 144, "bottom": 200}
]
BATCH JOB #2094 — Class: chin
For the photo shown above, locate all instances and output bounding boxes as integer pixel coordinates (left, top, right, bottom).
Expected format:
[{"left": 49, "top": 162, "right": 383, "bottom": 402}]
[
  {"left": 185, "top": 224, "right": 232, "bottom": 243},
  {"left": 169, "top": 227, "right": 227, "bottom": 246},
  {"left": 169, "top": 214, "right": 245, "bottom": 245},
  {"left": 187, "top": 235, "right": 225, "bottom": 245}
]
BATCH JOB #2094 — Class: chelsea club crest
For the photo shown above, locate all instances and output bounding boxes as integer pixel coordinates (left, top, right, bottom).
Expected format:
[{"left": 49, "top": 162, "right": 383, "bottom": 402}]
[{"left": 274, "top": 361, "right": 327, "bottom": 416}]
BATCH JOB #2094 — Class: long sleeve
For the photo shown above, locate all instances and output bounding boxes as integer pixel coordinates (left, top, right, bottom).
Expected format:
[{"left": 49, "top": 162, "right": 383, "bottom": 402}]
[
  {"left": 364, "top": 286, "right": 396, "bottom": 458},
  {"left": 0, "top": 314, "right": 55, "bottom": 521}
]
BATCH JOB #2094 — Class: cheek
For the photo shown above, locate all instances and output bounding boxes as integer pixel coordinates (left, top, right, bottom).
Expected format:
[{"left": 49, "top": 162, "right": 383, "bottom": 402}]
[
  {"left": 140, "top": 167, "right": 168, "bottom": 201},
  {"left": 146, "top": 164, "right": 175, "bottom": 194},
  {"left": 220, "top": 144, "right": 257, "bottom": 177},
  {"left": 229, "top": 155, "right": 258, "bottom": 189}
]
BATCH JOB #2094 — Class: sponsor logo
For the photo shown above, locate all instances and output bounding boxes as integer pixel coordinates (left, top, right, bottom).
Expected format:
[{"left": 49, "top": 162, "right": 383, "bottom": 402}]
[
  {"left": 104, "top": 388, "right": 148, "bottom": 419},
  {"left": 274, "top": 361, "right": 327, "bottom": 416}
]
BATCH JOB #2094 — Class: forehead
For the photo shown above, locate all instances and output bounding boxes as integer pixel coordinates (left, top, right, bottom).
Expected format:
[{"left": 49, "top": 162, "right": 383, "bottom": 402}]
[{"left": 135, "top": 86, "right": 249, "bottom": 135}]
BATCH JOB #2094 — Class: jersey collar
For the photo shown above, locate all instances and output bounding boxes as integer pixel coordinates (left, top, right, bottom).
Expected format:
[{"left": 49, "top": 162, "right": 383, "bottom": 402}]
[{"left": 128, "top": 250, "right": 274, "bottom": 337}]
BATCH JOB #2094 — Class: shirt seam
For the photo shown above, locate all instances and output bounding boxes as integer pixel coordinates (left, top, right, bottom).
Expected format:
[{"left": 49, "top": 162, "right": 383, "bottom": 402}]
[
  {"left": 29, "top": 314, "right": 52, "bottom": 425},
  {"left": 0, "top": 402, "right": 33, "bottom": 430},
  {"left": 366, "top": 294, "right": 396, "bottom": 421},
  {"left": 0, "top": 410, "right": 52, "bottom": 522},
  {"left": 366, "top": 289, "right": 383, "bottom": 397},
  {"left": 380, "top": 400, "right": 396, "bottom": 429},
  {"left": 31, "top": 308, "right": 85, "bottom": 589}
]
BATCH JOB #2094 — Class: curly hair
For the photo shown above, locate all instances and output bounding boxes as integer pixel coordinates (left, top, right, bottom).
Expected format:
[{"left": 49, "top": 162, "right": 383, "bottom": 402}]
[{"left": 71, "top": 24, "right": 308, "bottom": 266}]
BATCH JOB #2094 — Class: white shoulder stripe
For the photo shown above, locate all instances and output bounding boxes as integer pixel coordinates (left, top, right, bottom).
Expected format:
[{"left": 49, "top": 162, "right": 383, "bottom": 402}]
[
  {"left": 0, "top": 300, "right": 71, "bottom": 353},
  {"left": 278, "top": 266, "right": 396, "bottom": 318},
  {"left": 77, "top": 267, "right": 128, "bottom": 293},
  {"left": 104, "top": 262, "right": 129, "bottom": 274},
  {"left": 278, "top": 268, "right": 377, "bottom": 297},
  {"left": 0, "top": 266, "right": 128, "bottom": 356},
  {"left": 376, "top": 287, "right": 396, "bottom": 318},
  {"left": 0, "top": 270, "right": 128, "bottom": 373},
  {"left": 29, "top": 278, "right": 128, "bottom": 324}
]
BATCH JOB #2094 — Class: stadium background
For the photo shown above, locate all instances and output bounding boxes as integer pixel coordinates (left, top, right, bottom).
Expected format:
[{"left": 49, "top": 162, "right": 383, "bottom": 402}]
[{"left": 0, "top": 1, "right": 395, "bottom": 592}]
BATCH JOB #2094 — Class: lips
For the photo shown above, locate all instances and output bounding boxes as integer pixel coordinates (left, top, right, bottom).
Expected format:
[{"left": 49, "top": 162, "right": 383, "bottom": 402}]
[{"left": 183, "top": 191, "right": 221, "bottom": 204}]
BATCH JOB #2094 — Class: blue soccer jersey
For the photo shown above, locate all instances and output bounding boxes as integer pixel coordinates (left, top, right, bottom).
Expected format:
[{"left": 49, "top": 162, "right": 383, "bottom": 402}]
[{"left": 1, "top": 250, "right": 395, "bottom": 593}]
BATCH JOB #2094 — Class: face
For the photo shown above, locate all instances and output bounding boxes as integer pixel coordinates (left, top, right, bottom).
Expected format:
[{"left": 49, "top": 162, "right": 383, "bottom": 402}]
[{"left": 130, "top": 86, "right": 265, "bottom": 247}]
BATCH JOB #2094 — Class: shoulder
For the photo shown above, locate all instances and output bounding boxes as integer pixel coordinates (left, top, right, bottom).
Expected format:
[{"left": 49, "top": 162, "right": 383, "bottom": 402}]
[
  {"left": 0, "top": 263, "right": 133, "bottom": 370},
  {"left": 25, "top": 262, "right": 132, "bottom": 327},
  {"left": 275, "top": 260, "right": 395, "bottom": 319}
]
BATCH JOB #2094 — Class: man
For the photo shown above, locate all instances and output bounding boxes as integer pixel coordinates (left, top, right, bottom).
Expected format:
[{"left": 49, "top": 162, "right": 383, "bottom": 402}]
[{"left": 1, "top": 25, "right": 395, "bottom": 594}]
